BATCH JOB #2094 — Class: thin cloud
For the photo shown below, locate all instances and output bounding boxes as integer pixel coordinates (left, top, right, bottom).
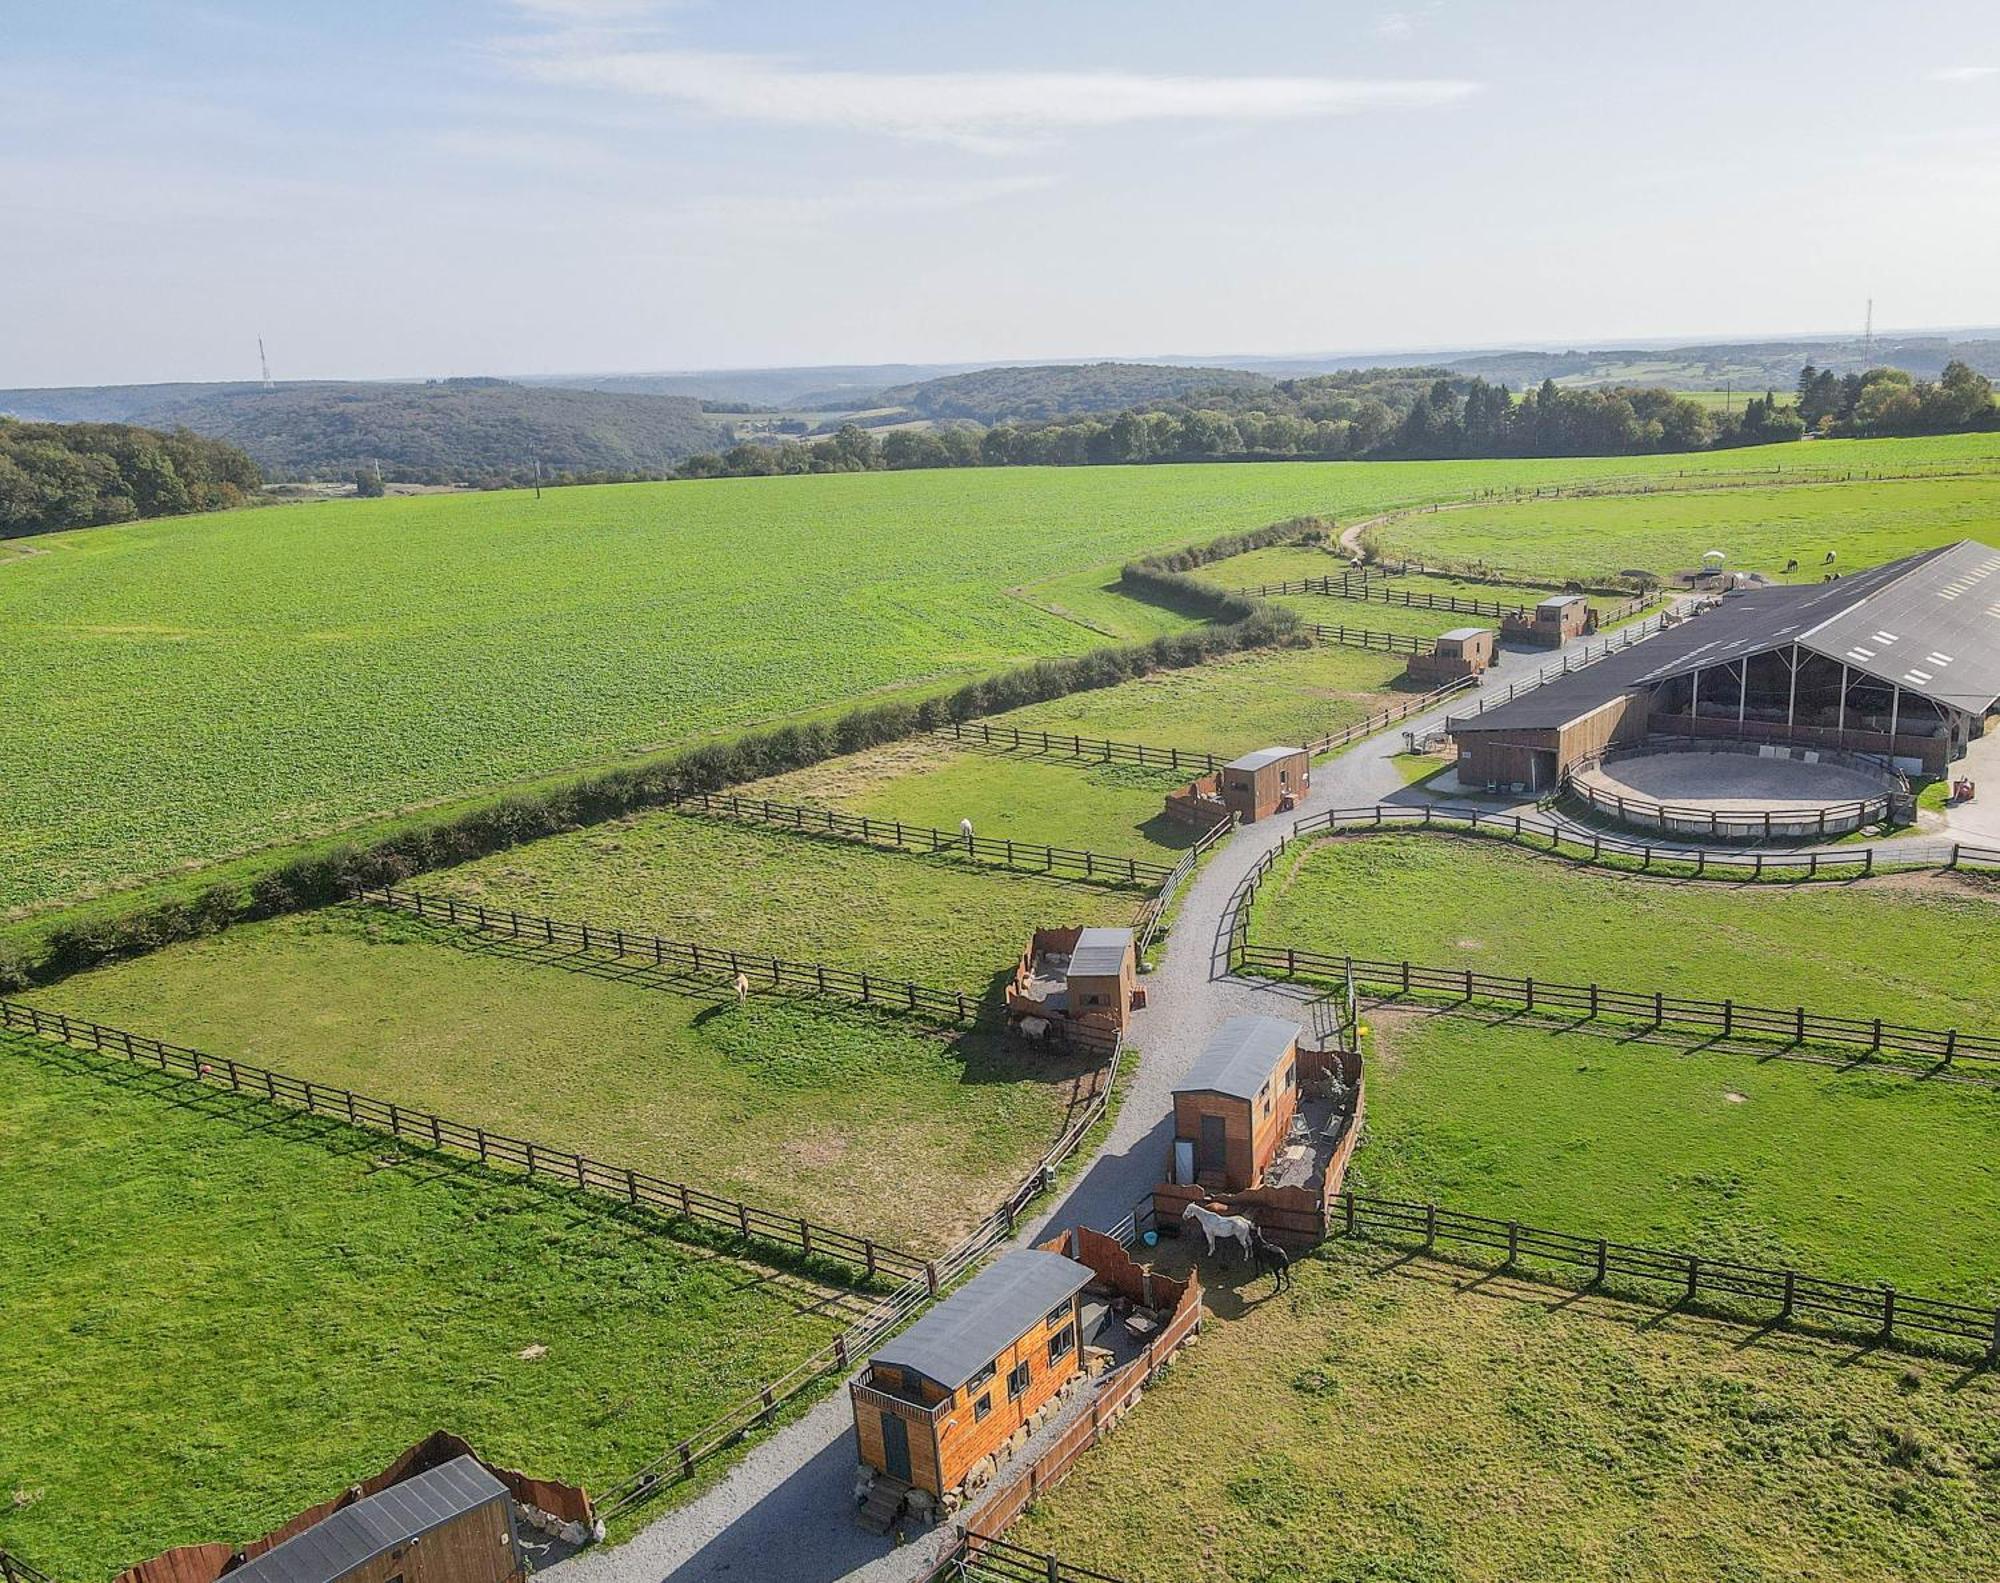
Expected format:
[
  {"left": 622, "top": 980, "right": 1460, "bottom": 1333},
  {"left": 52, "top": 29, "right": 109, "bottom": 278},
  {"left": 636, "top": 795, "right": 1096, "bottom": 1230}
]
[
  {"left": 1376, "top": 13, "right": 1415, "bottom": 40},
  {"left": 503, "top": 44, "right": 1481, "bottom": 151},
  {"left": 1930, "top": 65, "right": 1998, "bottom": 82}
]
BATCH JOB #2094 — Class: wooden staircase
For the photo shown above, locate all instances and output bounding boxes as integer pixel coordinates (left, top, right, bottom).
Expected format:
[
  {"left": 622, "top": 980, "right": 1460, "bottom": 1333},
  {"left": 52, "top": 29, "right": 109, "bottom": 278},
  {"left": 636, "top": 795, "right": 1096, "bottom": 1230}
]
[{"left": 856, "top": 1474, "right": 911, "bottom": 1533}]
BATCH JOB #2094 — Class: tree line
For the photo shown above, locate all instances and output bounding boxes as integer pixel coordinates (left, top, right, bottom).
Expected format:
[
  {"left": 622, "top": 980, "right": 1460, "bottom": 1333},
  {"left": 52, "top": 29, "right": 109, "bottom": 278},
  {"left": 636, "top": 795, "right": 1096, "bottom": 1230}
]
[
  {"left": 0, "top": 420, "right": 262, "bottom": 538},
  {"left": 1796, "top": 360, "right": 1996, "bottom": 436}
]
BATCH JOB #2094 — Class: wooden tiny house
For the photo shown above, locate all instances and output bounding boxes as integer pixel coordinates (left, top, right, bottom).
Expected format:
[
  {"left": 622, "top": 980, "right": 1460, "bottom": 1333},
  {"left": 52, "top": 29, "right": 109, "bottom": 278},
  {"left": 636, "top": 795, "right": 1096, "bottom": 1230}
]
[
  {"left": 1006, "top": 926, "right": 1138, "bottom": 1042},
  {"left": 1501, "top": 593, "right": 1597, "bottom": 648},
  {"left": 1218, "top": 746, "right": 1309, "bottom": 823},
  {"left": 1170, "top": 1015, "right": 1301, "bottom": 1192},
  {"left": 219, "top": 1458, "right": 522, "bottom": 1583},
  {"left": 1407, "top": 625, "right": 1497, "bottom": 684},
  {"left": 851, "top": 1250, "right": 1092, "bottom": 1516}
]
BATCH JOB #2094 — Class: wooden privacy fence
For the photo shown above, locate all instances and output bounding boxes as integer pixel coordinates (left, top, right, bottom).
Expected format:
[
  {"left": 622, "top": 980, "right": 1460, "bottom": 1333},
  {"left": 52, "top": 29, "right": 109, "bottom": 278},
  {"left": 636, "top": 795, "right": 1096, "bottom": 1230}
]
[
  {"left": 664, "top": 789, "right": 1174, "bottom": 888},
  {"left": 924, "top": 1534, "right": 1130, "bottom": 1583},
  {"left": 1303, "top": 622, "right": 1435, "bottom": 655},
  {"left": 1134, "top": 815, "right": 1233, "bottom": 956},
  {"left": 1288, "top": 802, "right": 2000, "bottom": 882},
  {"left": 1235, "top": 941, "right": 2000, "bottom": 1067},
  {"left": 599, "top": 1033, "right": 1130, "bottom": 1519},
  {"left": 0, "top": 998, "right": 931, "bottom": 1284},
  {"left": 935, "top": 720, "right": 1222, "bottom": 775},
  {"left": 1331, "top": 1190, "right": 2000, "bottom": 1360},
  {"left": 356, "top": 885, "right": 1020, "bottom": 1037},
  {"left": 1301, "top": 676, "right": 1477, "bottom": 756}
]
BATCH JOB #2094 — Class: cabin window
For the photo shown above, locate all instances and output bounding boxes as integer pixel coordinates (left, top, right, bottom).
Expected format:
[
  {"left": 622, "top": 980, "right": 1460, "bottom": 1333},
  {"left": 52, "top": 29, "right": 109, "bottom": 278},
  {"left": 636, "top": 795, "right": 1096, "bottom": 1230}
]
[
  {"left": 973, "top": 1393, "right": 992, "bottom": 1422},
  {"left": 1007, "top": 1359, "right": 1032, "bottom": 1401},
  {"left": 1048, "top": 1325, "right": 1075, "bottom": 1367},
  {"left": 1283, "top": 1064, "right": 1295, "bottom": 1090},
  {"left": 970, "top": 1360, "right": 996, "bottom": 1392},
  {"left": 1045, "top": 1298, "right": 1072, "bottom": 1329}
]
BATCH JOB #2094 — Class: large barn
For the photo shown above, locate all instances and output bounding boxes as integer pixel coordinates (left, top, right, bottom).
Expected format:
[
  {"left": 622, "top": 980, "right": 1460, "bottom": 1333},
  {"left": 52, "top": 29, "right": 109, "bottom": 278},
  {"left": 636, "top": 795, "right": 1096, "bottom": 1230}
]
[{"left": 1448, "top": 540, "right": 2000, "bottom": 791}]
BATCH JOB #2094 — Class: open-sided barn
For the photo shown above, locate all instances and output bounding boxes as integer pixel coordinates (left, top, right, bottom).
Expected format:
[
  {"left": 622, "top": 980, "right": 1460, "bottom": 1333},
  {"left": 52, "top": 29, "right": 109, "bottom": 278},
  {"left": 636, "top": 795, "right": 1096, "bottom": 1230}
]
[{"left": 1449, "top": 541, "right": 2000, "bottom": 790}]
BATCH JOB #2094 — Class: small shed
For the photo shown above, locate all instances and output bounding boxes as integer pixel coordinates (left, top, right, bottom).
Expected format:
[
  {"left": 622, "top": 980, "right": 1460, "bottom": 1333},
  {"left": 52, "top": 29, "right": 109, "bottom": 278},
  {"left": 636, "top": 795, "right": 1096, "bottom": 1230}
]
[
  {"left": 1171, "top": 1015, "right": 1301, "bottom": 1191},
  {"left": 1219, "top": 746, "right": 1309, "bottom": 823},
  {"left": 1407, "top": 626, "right": 1498, "bottom": 683},
  {"left": 851, "top": 1250, "right": 1093, "bottom": 1512},
  {"left": 1006, "top": 925, "right": 1138, "bottom": 1041},
  {"left": 1064, "top": 926, "right": 1137, "bottom": 1025},
  {"left": 1502, "top": 594, "right": 1596, "bottom": 648},
  {"left": 221, "top": 1458, "right": 523, "bottom": 1583}
]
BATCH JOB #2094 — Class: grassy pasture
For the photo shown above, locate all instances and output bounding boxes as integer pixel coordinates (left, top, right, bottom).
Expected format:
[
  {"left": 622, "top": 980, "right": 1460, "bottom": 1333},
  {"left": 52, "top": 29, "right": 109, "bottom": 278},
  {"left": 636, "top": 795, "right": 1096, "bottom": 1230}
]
[
  {"left": 0, "top": 1033, "right": 852, "bottom": 1580},
  {"left": 1371, "top": 472, "right": 2000, "bottom": 584},
  {"left": 13, "top": 438, "right": 1997, "bottom": 917},
  {"left": 1351, "top": 1013, "right": 2000, "bottom": 1299},
  {"left": 21, "top": 904, "right": 1097, "bottom": 1249},
  {"left": 748, "top": 738, "right": 1197, "bottom": 862},
  {"left": 1248, "top": 834, "right": 2000, "bottom": 1030},
  {"left": 1009, "top": 1241, "right": 2000, "bottom": 1582}
]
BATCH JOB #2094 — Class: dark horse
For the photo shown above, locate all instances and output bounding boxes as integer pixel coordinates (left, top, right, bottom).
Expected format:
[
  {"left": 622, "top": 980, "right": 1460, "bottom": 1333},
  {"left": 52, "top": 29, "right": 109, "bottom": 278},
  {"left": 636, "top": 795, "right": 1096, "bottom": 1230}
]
[{"left": 1251, "top": 1230, "right": 1293, "bottom": 1292}]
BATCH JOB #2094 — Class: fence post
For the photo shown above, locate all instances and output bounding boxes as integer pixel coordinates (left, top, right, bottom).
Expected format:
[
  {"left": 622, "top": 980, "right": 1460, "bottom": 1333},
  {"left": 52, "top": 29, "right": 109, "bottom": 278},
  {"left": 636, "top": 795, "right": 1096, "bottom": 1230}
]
[
  {"left": 926, "top": 1263, "right": 940, "bottom": 1299},
  {"left": 1882, "top": 1286, "right": 1896, "bottom": 1341},
  {"left": 1505, "top": 1221, "right": 1519, "bottom": 1266},
  {"left": 1594, "top": 1238, "right": 1607, "bottom": 1285},
  {"left": 1424, "top": 1202, "right": 1437, "bottom": 1251},
  {"left": 1685, "top": 1255, "right": 1700, "bottom": 1303},
  {"left": 1781, "top": 1268, "right": 1795, "bottom": 1321},
  {"left": 1722, "top": 999, "right": 1733, "bottom": 1038},
  {"left": 1344, "top": 1192, "right": 1356, "bottom": 1234}
]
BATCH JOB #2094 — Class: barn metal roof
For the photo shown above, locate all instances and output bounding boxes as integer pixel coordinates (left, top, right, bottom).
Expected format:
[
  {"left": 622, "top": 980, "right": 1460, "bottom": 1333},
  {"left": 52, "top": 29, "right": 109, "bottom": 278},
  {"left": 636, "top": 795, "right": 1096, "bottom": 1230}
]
[
  {"left": 1225, "top": 746, "right": 1305, "bottom": 772},
  {"left": 1450, "top": 543, "right": 2000, "bottom": 734},
  {"left": 225, "top": 1458, "right": 507, "bottom": 1583},
  {"left": 871, "top": 1251, "right": 1092, "bottom": 1391},
  {"left": 1066, "top": 927, "right": 1133, "bottom": 979},
  {"left": 1177, "top": 1015, "right": 1299, "bottom": 1102}
]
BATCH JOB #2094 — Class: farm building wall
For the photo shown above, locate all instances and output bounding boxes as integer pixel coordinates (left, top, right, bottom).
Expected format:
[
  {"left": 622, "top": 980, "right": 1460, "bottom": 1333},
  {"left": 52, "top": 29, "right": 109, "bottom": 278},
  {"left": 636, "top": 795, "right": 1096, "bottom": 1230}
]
[
  {"left": 1407, "top": 629, "right": 1497, "bottom": 684},
  {"left": 1455, "top": 693, "right": 1645, "bottom": 789},
  {"left": 1172, "top": 1042, "right": 1297, "bottom": 1192},
  {"left": 1222, "top": 752, "right": 1309, "bottom": 823},
  {"left": 343, "top": 1502, "right": 519, "bottom": 1583}
]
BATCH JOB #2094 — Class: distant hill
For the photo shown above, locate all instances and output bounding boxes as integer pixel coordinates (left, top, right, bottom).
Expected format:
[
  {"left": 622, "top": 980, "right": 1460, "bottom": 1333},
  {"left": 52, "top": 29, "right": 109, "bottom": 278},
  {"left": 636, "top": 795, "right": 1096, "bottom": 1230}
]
[
  {"left": 0, "top": 379, "right": 725, "bottom": 484},
  {"left": 841, "top": 362, "right": 1278, "bottom": 424},
  {"left": 526, "top": 363, "right": 988, "bottom": 408},
  {"left": 1441, "top": 336, "right": 2000, "bottom": 390}
]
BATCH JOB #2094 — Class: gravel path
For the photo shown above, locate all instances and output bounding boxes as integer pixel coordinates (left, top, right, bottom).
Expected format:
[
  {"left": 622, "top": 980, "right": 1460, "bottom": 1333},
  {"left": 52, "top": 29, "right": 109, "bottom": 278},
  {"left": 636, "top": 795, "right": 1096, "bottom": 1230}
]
[{"left": 542, "top": 623, "right": 1654, "bottom": 1583}]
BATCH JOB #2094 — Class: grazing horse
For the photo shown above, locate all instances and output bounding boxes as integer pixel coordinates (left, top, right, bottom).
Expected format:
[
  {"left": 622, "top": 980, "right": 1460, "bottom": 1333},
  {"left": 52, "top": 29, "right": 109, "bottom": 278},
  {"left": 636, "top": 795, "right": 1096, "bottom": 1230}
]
[
  {"left": 1251, "top": 1231, "right": 1293, "bottom": 1292},
  {"left": 1182, "top": 1200, "right": 1257, "bottom": 1261},
  {"left": 732, "top": 972, "right": 751, "bottom": 1006}
]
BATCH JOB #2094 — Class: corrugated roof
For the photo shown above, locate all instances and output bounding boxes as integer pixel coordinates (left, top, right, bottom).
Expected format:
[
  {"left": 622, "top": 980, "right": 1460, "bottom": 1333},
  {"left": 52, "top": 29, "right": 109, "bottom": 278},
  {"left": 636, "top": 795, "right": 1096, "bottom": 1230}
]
[
  {"left": 1177, "top": 1015, "right": 1298, "bottom": 1102},
  {"left": 1225, "top": 746, "right": 1305, "bottom": 772},
  {"left": 1066, "top": 927, "right": 1133, "bottom": 979},
  {"left": 871, "top": 1251, "right": 1092, "bottom": 1391},
  {"left": 226, "top": 1458, "right": 507, "bottom": 1583},
  {"left": 1451, "top": 545, "right": 1998, "bottom": 734}
]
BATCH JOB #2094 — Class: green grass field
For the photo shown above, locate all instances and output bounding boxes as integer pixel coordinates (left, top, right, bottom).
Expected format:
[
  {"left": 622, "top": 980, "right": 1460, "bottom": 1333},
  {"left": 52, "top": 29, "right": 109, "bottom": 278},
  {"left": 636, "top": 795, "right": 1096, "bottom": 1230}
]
[
  {"left": 1248, "top": 834, "right": 2000, "bottom": 1029},
  {"left": 1371, "top": 472, "right": 2000, "bottom": 584},
  {"left": 749, "top": 738, "right": 1197, "bottom": 861},
  {"left": 1009, "top": 1241, "right": 2000, "bottom": 1583},
  {"left": 1352, "top": 1013, "right": 2000, "bottom": 1299},
  {"left": 21, "top": 904, "right": 1096, "bottom": 1249},
  {"left": 14, "top": 438, "right": 1997, "bottom": 917},
  {"left": 0, "top": 1034, "right": 851, "bottom": 1580}
]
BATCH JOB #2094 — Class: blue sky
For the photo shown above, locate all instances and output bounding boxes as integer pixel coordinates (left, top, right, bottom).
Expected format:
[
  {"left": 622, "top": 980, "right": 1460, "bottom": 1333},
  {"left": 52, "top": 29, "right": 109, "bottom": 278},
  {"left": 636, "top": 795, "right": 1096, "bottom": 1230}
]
[{"left": 4, "top": 1, "right": 1998, "bottom": 385}]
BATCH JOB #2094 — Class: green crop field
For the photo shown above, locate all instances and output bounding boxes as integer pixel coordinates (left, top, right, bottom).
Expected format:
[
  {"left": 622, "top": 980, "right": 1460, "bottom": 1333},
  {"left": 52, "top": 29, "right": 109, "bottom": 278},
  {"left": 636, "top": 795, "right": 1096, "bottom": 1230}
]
[
  {"left": 1371, "top": 472, "right": 2000, "bottom": 584},
  {"left": 13, "top": 438, "right": 1997, "bottom": 918},
  {"left": 22, "top": 904, "right": 1098, "bottom": 1249},
  {"left": 749, "top": 738, "right": 1196, "bottom": 861},
  {"left": 1248, "top": 834, "right": 2000, "bottom": 1029},
  {"left": 0, "top": 1033, "right": 852, "bottom": 1580},
  {"left": 1350, "top": 1013, "right": 2000, "bottom": 1299},
  {"left": 1009, "top": 1241, "right": 2000, "bottom": 1583}
]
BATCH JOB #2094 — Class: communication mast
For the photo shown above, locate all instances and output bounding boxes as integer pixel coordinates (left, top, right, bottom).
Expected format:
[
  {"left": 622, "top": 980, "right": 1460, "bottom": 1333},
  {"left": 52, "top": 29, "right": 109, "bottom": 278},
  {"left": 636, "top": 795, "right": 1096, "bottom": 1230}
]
[
  {"left": 258, "top": 336, "right": 274, "bottom": 390},
  {"left": 1862, "top": 300, "right": 1874, "bottom": 370}
]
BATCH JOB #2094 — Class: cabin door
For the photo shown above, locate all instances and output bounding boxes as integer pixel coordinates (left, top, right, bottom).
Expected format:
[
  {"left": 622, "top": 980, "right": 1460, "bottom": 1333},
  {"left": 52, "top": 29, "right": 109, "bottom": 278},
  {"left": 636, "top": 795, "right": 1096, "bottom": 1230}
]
[
  {"left": 880, "top": 1412, "right": 912, "bottom": 1483},
  {"left": 1197, "top": 1114, "right": 1227, "bottom": 1175}
]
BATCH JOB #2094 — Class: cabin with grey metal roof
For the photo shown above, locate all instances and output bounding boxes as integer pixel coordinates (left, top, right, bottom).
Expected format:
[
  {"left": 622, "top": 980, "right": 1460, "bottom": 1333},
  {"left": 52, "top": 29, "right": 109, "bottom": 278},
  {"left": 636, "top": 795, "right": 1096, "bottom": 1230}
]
[
  {"left": 1171, "top": 1016, "right": 1303, "bottom": 1191},
  {"left": 222, "top": 1457, "right": 522, "bottom": 1583},
  {"left": 1216, "top": 745, "right": 1309, "bottom": 823},
  {"left": 1447, "top": 541, "right": 2000, "bottom": 789}
]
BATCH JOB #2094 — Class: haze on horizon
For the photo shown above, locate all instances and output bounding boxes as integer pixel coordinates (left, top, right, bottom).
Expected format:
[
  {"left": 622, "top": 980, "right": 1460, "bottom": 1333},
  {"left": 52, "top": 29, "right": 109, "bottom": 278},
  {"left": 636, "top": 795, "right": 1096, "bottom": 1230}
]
[{"left": 5, "top": 0, "right": 1998, "bottom": 389}]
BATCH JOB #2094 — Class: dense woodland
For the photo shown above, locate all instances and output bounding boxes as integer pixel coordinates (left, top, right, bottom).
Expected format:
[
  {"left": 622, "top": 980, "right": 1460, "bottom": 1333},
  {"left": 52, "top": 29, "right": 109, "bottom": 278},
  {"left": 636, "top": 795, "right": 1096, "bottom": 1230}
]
[{"left": 0, "top": 421, "right": 261, "bottom": 538}]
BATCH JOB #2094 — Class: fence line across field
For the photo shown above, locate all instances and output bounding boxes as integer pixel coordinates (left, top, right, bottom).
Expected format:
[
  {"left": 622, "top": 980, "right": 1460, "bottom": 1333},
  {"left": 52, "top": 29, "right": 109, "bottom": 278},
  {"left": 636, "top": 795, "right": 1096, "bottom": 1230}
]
[
  {"left": 936, "top": 720, "right": 1223, "bottom": 775},
  {"left": 1234, "top": 941, "right": 1998, "bottom": 1066},
  {"left": 1327, "top": 1190, "right": 1999, "bottom": 1359},
  {"left": 664, "top": 789, "right": 1174, "bottom": 888},
  {"left": 355, "top": 884, "right": 1047, "bottom": 1040},
  {"left": 1288, "top": 801, "right": 2000, "bottom": 882},
  {"left": 0, "top": 997, "right": 930, "bottom": 1284},
  {"left": 1302, "top": 622, "right": 1435, "bottom": 655},
  {"left": 1301, "top": 676, "right": 1478, "bottom": 756}
]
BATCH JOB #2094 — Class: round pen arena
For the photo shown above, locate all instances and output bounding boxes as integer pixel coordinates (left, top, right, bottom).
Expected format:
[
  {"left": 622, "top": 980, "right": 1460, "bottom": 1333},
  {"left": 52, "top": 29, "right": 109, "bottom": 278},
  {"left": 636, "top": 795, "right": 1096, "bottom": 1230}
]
[{"left": 1446, "top": 541, "right": 2000, "bottom": 836}]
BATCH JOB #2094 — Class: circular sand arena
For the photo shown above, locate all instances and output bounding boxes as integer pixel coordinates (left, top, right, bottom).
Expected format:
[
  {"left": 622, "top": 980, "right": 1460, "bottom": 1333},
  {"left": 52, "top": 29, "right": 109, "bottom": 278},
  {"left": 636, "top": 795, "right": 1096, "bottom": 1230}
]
[{"left": 1569, "top": 745, "right": 1900, "bottom": 839}]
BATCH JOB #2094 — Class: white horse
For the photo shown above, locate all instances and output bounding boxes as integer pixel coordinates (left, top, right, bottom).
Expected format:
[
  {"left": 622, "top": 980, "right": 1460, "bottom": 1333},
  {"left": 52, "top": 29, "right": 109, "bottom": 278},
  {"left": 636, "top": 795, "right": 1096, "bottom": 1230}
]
[
  {"left": 732, "top": 972, "right": 750, "bottom": 1006},
  {"left": 1182, "top": 1200, "right": 1257, "bottom": 1261},
  {"left": 960, "top": 817, "right": 975, "bottom": 845}
]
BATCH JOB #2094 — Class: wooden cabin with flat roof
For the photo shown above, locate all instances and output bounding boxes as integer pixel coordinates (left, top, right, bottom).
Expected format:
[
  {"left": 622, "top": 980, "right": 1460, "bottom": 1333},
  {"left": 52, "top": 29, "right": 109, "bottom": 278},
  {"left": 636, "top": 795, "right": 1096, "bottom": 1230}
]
[
  {"left": 1501, "top": 593, "right": 1596, "bottom": 648},
  {"left": 219, "top": 1457, "right": 523, "bottom": 1583},
  {"left": 1407, "top": 625, "right": 1497, "bottom": 684},
  {"left": 1006, "top": 925, "right": 1138, "bottom": 1043},
  {"left": 1218, "top": 746, "right": 1309, "bottom": 823},
  {"left": 1170, "top": 1015, "right": 1301, "bottom": 1192},
  {"left": 851, "top": 1250, "right": 1093, "bottom": 1523}
]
